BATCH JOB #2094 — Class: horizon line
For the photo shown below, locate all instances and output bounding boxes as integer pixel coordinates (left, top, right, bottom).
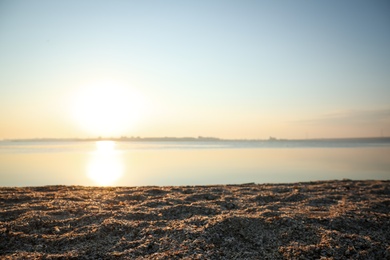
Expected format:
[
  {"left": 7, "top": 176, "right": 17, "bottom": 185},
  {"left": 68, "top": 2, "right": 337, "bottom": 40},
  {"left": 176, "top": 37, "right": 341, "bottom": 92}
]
[{"left": 3, "top": 135, "right": 390, "bottom": 142}]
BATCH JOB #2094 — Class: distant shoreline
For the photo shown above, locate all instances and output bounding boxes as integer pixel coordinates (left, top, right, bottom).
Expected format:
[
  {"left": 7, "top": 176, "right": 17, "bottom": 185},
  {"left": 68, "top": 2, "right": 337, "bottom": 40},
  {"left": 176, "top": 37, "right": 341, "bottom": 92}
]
[{"left": 4, "top": 136, "right": 390, "bottom": 143}]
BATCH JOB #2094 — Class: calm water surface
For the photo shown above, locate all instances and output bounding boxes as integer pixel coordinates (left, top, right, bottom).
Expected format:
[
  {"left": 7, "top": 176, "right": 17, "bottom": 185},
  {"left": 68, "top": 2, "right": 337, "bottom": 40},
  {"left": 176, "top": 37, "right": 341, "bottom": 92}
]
[{"left": 0, "top": 140, "right": 389, "bottom": 186}]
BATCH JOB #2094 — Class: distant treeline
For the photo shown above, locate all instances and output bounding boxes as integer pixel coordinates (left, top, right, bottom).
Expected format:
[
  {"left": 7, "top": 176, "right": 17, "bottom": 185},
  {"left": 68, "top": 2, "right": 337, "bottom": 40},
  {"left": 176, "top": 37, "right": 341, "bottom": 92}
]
[
  {"left": 8, "top": 136, "right": 222, "bottom": 142},
  {"left": 6, "top": 136, "right": 390, "bottom": 143}
]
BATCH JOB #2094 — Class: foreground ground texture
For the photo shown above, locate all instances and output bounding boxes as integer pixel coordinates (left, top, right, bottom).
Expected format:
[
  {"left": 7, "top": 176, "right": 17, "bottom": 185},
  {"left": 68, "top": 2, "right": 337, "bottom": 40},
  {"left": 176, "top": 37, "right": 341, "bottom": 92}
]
[{"left": 0, "top": 180, "right": 389, "bottom": 259}]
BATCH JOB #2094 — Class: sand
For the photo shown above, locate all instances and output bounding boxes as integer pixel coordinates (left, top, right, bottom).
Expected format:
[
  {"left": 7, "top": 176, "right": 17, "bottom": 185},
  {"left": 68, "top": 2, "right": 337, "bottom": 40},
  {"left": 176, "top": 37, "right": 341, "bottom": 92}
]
[{"left": 0, "top": 180, "right": 389, "bottom": 259}]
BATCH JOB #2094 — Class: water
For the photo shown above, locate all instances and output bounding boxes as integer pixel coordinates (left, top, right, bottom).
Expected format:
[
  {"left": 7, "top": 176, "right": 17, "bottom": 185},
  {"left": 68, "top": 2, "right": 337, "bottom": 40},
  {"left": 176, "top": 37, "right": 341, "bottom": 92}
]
[{"left": 1, "top": 139, "right": 389, "bottom": 187}]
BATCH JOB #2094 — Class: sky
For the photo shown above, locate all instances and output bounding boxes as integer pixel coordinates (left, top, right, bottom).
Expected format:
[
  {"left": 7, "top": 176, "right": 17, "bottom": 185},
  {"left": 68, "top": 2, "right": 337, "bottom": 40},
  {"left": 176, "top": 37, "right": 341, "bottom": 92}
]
[{"left": 0, "top": 0, "right": 389, "bottom": 139}]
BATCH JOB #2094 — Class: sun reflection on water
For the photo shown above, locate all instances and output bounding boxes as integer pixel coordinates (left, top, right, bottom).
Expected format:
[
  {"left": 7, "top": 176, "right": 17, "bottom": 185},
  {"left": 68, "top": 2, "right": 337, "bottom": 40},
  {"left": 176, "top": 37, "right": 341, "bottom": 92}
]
[{"left": 87, "top": 141, "right": 123, "bottom": 186}]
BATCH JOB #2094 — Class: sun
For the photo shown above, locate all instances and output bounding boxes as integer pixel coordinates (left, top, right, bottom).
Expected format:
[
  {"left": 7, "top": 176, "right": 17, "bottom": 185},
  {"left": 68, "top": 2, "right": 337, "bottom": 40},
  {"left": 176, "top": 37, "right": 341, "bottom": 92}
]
[{"left": 71, "top": 80, "right": 145, "bottom": 136}]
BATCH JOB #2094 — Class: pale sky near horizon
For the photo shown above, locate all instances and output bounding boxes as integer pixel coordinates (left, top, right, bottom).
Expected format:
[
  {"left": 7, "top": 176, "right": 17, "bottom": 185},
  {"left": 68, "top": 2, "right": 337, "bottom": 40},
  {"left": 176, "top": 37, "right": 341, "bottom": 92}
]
[{"left": 1, "top": 0, "right": 389, "bottom": 139}]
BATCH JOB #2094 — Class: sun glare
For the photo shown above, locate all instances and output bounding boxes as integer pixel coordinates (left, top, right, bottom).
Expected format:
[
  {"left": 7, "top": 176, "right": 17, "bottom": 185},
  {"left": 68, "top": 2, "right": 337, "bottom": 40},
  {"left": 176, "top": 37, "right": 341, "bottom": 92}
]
[
  {"left": 87, "top": 141, "right": 123, "bottom": 185},
  {"left": 71, "top": 80, "right": 145, "bottom": 137}
]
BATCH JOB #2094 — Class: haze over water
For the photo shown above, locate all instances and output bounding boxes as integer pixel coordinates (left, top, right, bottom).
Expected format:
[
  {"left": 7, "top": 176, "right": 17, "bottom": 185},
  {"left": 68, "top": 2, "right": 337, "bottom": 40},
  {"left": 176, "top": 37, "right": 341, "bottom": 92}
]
[
  {"left": 1, "top": 139, "right": 389, "bottom": 187},
  {"left": 1, "top": 1, "right": 389, "bottom": 186}
]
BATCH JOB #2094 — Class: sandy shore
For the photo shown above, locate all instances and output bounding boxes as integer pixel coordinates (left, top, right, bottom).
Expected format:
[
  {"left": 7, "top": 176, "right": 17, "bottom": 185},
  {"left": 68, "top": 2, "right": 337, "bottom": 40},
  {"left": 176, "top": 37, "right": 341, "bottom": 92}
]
[{"left": 1, "top": 180, "right": 389, "bottom": 259}]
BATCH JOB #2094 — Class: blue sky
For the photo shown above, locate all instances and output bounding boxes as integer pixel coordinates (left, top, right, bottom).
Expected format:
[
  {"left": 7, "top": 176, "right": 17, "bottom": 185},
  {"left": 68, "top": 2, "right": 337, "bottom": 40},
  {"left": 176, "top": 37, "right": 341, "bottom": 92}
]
[{"left": 0, "top": 0, "right": 389, "bottom": 139}]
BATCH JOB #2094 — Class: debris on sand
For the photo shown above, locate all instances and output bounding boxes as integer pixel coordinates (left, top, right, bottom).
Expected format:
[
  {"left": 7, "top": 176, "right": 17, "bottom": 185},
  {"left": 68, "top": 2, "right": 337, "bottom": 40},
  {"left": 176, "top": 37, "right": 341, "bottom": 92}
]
[{"left": 1, "top": 180, "right": 389, "bottom": 259}]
